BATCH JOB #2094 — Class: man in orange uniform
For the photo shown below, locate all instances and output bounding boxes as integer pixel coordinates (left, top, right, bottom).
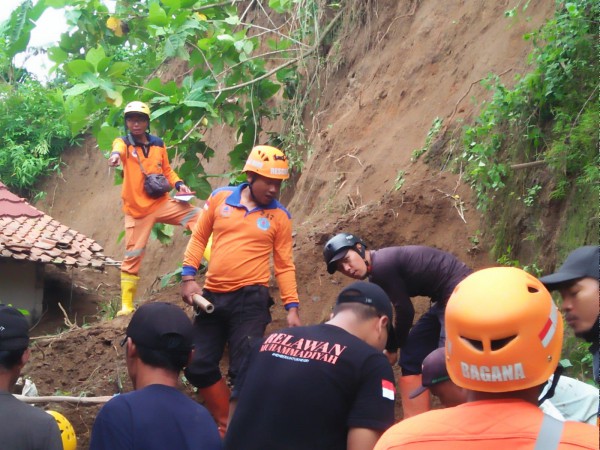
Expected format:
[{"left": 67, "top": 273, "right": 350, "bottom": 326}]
[
  {"left": 180, "top": 145, "right": 301, "bottom": 437},
  {"left": 108, "top": 101, "right": 199, "bottom": 316},
  {"left": 374, "top": 267, "right": 599, "bottom": 450}
]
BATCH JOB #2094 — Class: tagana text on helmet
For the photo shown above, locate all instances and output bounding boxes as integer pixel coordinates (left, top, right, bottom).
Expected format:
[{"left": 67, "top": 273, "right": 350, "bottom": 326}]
[
  {"left": 445, "top": 267, "right": 563, "bottom": 394},
  {"left": 243, "top": 145, "right": 289, "bottom": 180}
]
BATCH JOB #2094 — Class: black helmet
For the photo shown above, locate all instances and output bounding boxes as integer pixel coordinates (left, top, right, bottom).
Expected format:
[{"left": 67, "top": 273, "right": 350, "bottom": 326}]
[{"left": 323, "top": 233, "right": 366, "bottom": 274}]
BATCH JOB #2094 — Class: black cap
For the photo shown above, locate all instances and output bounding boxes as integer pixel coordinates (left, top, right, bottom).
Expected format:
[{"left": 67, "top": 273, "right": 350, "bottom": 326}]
[
  {"left": 409, "top": 347, "right": 450, "bottom": 398},
  {"left": 0, "top": 306, "right": 30, "bottom": 351},
  {"left": 336, "top": 281, "right": 398, "bottom": 350},
  {"left": 125, "top": 302, "right": 193, "bottom": 353},
  {"left": 540, "top": 246, "right": 599, "bottom": 290}
]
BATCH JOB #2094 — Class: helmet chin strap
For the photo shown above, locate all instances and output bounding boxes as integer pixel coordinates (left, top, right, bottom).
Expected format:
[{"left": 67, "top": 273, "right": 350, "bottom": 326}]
[
  {"left": 355, "top": 245, "right": 371, "bottom": 279},
  {"left": 247, "top": 178, "right": 261, "bottom": 204}
]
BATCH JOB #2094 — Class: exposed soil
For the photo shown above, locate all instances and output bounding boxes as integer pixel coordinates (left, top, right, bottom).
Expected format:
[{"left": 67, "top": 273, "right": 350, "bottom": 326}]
[{"left": 25, "top": 1, "right": 556, "bottom": 447}]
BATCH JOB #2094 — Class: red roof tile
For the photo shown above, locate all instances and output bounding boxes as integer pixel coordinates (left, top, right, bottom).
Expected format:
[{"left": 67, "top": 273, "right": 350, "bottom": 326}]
[{"left": 0, "top": 182, "right": 113, "bottom": 269}]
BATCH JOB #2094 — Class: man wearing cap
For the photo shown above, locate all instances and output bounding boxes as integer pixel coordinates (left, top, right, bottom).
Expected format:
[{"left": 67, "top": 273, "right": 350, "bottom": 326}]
[
  {"left": 411, "top": 347, "right": 599, "bottom": 424},
  {"left": 374, "top": 267, "right": 599, "bottom": 450},
  {"left": 89, "top": 302, "right": 221, "bottom": 450},
  {"left": 540, "top": 246, "right": 599, "bottom": 388},
  {"left": 223, "top": 281, "right": 396, "bottom": 450},
  {"left": 323, "top": 233, "right": 472, "bottom": 418},
  {"left": 0, "top": 306, "right": 63, "bottom": 450}
]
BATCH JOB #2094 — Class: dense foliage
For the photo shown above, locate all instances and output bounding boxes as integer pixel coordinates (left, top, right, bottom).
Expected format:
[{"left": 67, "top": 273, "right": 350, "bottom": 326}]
[
  {"left": 1, "top": 0, "right": 335, "bottom": 198},
  {"left": 456, "top": 0, "right": 598, "bottom": 259}
]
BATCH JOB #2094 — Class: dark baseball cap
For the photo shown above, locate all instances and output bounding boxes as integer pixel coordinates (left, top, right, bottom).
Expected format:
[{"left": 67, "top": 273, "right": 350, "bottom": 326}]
[
  {"left": 124, "top": 302, "right": 193, "bottom": 353},
  {"left": 409, "top": 347, "right": 450, "bottom": 398},
  {"left": 0, "top": 306, "right": 30, "bottom": 351},
  {"left": 540, "top": 246, "right": 599, "bottom": 290},
  {"left": 336, "top": 281, "right": 398, "bottom": 350}
]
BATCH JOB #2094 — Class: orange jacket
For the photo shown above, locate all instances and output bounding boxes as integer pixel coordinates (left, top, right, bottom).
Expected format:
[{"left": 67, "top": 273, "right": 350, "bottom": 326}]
[
  {"left": 182, "top": 184, "right": 299, "bottom": 309},
  {"left": 374, "top": 399, "right": 599, "bottom": 450},
  {"left": 111, "top": 134, "right": 181, "bottom": 218}
]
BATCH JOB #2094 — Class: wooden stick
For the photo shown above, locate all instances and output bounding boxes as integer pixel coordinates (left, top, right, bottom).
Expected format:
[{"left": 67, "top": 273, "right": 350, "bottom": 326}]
[
  {"left": 15, "top": 395, "right": 112, "bottom": 404},
  {"left": 192, "top": 294, "right": 215, "bottom": 314}
]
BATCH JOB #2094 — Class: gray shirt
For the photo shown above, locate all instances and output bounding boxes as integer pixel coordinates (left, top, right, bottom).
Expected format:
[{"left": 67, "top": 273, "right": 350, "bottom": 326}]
[{"left": 0, "top": 391, "right": 63, "bottom": 450}]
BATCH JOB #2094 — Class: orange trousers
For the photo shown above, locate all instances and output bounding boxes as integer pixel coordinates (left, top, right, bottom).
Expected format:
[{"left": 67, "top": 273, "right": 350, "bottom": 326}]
[{"left": 121, "top": 198, "right": 200, "bottom": 275}]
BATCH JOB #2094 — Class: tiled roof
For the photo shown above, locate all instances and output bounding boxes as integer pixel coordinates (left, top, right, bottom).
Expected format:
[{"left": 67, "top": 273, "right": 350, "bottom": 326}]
[{"left": 0, "top": 182, "right": 112, "bottom": 269}]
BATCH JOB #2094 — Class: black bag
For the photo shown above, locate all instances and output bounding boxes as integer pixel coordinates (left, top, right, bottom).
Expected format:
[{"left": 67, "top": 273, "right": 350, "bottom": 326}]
[
  {"left": 143, "top": 173, "right": 172, "bottom": 198},
  {"left": 126, "top": 134, "right": 172, "bottom": 198}
]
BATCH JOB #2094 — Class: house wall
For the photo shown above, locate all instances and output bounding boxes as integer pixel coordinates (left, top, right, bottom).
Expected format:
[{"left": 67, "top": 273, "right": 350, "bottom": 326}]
[{"left": 0, "top": 259, "right": 44, "bottom": 323}]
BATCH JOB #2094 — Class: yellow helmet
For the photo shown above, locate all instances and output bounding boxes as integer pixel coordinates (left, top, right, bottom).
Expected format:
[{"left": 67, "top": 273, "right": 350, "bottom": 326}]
[
  {"left": 243, "top": 145, "right": 289, "bottom": 180},
  {"left": 46, "top": 410, "right": 77, "bottom": 450},
  {"left": 124, "top": 101, "right": 150, "bottom": 120},
  {"left": 445, "top": 267, "right": 563, "bottom": 393}
]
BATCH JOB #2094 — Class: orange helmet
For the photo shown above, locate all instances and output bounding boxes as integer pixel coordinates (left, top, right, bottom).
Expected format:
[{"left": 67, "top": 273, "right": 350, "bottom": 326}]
[
  {"left": 243, "top": 145, "right": 289, "bottom": 180},
  {"left": 445, "top": 267, "right": 563, "bottom": 393},
  {"left": 124, "top": 101, "right": 150, "bottom": 120}
]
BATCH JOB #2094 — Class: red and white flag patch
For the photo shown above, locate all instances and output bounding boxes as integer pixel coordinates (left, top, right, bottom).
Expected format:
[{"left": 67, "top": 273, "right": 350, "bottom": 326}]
[
  {"left": 538, "top": 305, "right": 558, "bottom": 348},
  {"left": 381, "top": 379, "right": 395, "bottom": 400}
]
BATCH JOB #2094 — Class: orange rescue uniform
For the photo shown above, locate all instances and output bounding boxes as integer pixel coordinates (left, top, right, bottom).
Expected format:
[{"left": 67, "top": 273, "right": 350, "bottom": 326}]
[
  {"left": 374, "top": 399, "right": 599, "bottom": 450},
  {"left": 182, "top": 183, "right": 298, "bottom": 309},
  {"left": 111, "top": 135, "right": 182, "bottom": 218},
  {"left": 111, "top": 135, "right": 199, "bottom": 275}
]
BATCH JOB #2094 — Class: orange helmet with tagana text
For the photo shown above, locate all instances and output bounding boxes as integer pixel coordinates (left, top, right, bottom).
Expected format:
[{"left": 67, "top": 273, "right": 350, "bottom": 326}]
[
  {"left": 445, "top": 267, "right": 563, "bottom": 393},
  {"left": 243, "top": 145, "right": 289, "bottom": 180}
]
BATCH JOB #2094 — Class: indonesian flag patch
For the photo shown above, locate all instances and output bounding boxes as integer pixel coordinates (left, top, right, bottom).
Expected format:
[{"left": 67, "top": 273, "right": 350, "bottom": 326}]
[
  {"left": 538, "top": 304, "right": 558, "bottom": 348},
  {"left": 381, "top": 379, "right": 395, "bottom": 400}
]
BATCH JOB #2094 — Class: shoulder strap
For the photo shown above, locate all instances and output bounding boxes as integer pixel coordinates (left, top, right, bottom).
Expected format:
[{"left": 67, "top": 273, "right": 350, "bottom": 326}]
[
  {"left": 126, "top": 134, "right": 148, "bottom": 176},
  {"left": 533, "top": 414, "right": 564, "bottom": 450}
]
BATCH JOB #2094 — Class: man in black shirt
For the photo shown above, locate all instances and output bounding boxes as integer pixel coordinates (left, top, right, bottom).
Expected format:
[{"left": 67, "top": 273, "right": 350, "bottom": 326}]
[
  {"left": 324, "top": 233, "right": 472, "bottom": 418},
  {"left": 224, "top": 282, "right": 396, "bottom": 450}
]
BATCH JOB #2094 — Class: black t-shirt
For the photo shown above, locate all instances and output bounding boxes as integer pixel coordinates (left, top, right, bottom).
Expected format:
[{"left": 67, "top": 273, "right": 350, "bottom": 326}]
[
  {"left": 224, "top": 324, "right": 396, "bottom": 450},
  {"left": 370, "top": 246, "right": 472, "bottom": 347}
]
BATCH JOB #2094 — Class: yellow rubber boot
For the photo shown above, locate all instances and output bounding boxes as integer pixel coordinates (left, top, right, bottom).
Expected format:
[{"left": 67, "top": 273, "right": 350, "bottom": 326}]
[
  {"left": 117, "top": 273, "right": 139, "bottom": 317},
  {"left": 399, "top": 374, "right": 431, "bottom": 419},
  {"left": 198, "top": 378, "right": 230, "bottom": 439}
]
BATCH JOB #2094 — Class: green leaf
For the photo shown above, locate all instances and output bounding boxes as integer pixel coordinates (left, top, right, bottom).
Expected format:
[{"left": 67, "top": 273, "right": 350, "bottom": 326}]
[
  {"left": 86, "top": 46, "right": 107, "bottom": 71},
  {"left": 64, "top": 59, "right": 95, "bottom": 78},
  {"left": 64, "top": 83, "right": 96, "bottom": 97},
  {"left": 106, "top": 61, "right": 130, "bottom": 78},
  {"left": 164, "top": 33, "right": 187, "bottom": 58},
  {"left": 183, "top": 100, "right": 209, "bottom": 109},
  {"left": 151, "top": 105, "right": 177, "bottom": 120},
  {"left": 48, "top": 47, "right": 68, "bottom": 64},
  {"left": 161, "top": 0, "right": 181, "bottom": 9},
  {"left": 97, "top": 126, "right": 121, "bottom": 151},
  {"left": 224, "top": 15, "right": 241, "bottom": 25},
  {"left": 257, "top": 79, "right": 280, "bottom": 100},
  {"left": 148, "top": 3, "right": 169, "bottom": 26}
]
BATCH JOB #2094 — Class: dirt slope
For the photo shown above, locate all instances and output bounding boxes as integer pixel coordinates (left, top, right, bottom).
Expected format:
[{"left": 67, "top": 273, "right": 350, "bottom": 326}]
[{"left": 27, "top": 1, "right": 554, "bottom": 446}]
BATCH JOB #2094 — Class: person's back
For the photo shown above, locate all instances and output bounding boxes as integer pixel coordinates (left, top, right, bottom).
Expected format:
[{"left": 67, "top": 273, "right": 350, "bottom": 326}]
[
  {"left": 0, "top": 305, "right": 62, "bottom": 450},
  {"left": 90, "top": 384, "right": 221, "bottom": 450},
  {"left": 375, "top": 267, "right": 599, "bottom": 450},
  {"left": 225, "top": 282, "right": 397, "bottom": 450},
  {"left": 375, "top": 399, "right": 597, "bottom": 449},
  {"left": 89, "top": 302, "right": 222, "bottom": 450},
  {"left": 0, "top": 393, "right": 62, "bottom": 450}
]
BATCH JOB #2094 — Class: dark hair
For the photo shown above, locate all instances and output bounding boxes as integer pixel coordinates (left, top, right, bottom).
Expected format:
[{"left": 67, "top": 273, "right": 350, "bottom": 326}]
[
  {"left": 132, "top": 334, "right": 191, "bottom": 372},
  {"left": 332, "top": 302, "right": 380, "bottom": 321},
  {"left": 0, "top": 348, "right": 27, "bottom": 370}
]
